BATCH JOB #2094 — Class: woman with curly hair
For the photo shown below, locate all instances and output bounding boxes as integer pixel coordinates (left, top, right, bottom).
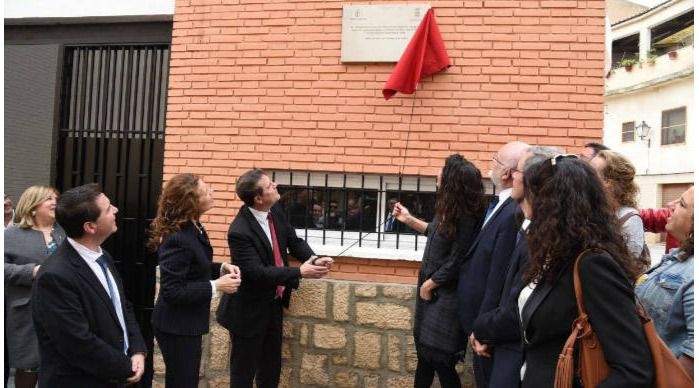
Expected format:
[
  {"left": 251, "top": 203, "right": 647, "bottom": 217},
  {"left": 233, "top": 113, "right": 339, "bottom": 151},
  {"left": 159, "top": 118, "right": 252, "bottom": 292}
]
[
  {"left": 149, "top": 174, "right": 241, "bottom": 387},
  {"left": 636, "top": 186, "right": 694, "bottom": 378},
  {"left": 518, "top": 155, "right": 652, "bottom": 387},
  {"left": 392, "top": 154, "right": 485, "bottom": 388},
  {"left": 4, "top": 186, "right": 65, "bottom": 388},
  {"left": 590, "top": 150, "right": 648, "bottom": 273}
]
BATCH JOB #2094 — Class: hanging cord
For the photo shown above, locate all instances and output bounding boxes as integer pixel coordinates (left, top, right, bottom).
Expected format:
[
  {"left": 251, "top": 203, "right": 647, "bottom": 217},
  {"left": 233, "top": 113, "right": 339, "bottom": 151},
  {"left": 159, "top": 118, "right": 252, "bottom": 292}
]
[{"left": 333, "top": 91, "right": 419, "bottom": 257}]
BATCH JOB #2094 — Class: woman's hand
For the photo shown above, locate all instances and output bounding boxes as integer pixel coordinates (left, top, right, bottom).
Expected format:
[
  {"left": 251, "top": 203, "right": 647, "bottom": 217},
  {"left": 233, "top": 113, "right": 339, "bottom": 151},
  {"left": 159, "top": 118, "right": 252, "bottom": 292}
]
[
  {"left": 419, "top": 278, "right": 437, "bottom": 301},
  {"left": 392, "top": 202, "right": 412, "bottom": 223}
]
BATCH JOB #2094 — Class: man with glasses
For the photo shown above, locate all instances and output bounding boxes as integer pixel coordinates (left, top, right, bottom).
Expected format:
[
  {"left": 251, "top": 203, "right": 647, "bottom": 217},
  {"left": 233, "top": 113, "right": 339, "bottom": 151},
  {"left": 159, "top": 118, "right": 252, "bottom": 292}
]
[
  {"left": 457, "top": 141, "right": 529, "bottom": 388},
  {"left": 470, "top": 146, "right": 561, "bottom": 388}
]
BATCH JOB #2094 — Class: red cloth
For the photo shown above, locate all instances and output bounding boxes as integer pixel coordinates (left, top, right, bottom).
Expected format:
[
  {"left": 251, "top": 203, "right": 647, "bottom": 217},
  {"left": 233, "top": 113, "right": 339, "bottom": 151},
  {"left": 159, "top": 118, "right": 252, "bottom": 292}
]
[
  {"left": 267, "top": 214, "right": 285, "bottom": 299},
  {"left": 638, "top": 207, "right": 680, "bottom": 253},
  {"left": 382, "top": 8, "right": 450, "bottom": 100}
]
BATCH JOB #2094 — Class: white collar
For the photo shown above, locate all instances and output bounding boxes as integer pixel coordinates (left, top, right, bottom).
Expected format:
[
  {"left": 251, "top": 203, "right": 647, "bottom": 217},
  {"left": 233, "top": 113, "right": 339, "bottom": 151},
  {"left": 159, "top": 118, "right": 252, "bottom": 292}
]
[
  {"left": 67, "top": 237, "right": 103, "bottom": 262},
  {"left": 497, "top": 188, "right": 512, "bottom": 203},
  {"left": 521, "top": 219, "right": 531, "bottom": 231},
  {"left": 248, "top": 207, "right": 270, "bottom": 223}
]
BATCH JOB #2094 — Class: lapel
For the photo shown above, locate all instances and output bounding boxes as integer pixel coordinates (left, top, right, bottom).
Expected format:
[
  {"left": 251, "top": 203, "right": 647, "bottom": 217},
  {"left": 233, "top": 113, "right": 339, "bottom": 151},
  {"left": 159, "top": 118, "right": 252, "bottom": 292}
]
[
  {"left": 464, "top": 197, "right": 514, "bottom": 258},
  {"left": 242, "top": 206, "right": 274, "bottom": 263},
  {"left": 191, "top": 222, "right": 213, "bottom": 260},
  {"left": 520, "top": 260, "right": 571, "bottom": 333},
  {"left": 500, "top": 236, "right": 527, "bottom": 300},
  {"left": 66, "top": 243, "right": 122, "bottom": 325}
]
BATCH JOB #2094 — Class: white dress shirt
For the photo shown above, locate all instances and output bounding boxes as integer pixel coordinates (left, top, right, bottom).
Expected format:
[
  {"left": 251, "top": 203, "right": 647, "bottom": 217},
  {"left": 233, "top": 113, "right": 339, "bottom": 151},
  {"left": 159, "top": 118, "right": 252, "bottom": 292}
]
[
  {"left": 66, "top": 238, "right": 129, "bottom": 354},
  {"left": 482, "top": 188, "right": 512, "bottom": 227},
  {"left": 248, "top": 207, "right": 274, "bottom": 248}
]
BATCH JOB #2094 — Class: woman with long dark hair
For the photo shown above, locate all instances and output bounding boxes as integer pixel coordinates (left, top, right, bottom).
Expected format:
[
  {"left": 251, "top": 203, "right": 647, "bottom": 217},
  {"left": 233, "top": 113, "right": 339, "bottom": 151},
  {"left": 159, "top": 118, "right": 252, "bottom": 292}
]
[
  {"left": 392, "top": 154, "right": 485, "bottom": 388},
  {"left": 518, "top": 155, "right": 653, "bottom": 387},
  {"left": 636, "top": 186, "right": 694, "bottom": 378},
  {"left": 149, "top": 174, "right": 241, "bottom": 387}
]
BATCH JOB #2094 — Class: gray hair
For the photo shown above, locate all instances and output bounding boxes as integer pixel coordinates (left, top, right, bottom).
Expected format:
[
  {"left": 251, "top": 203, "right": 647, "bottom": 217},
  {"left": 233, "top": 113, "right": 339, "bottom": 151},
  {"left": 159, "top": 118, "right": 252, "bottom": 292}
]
[{"left": 523, "top": 146, "right": 563, "bottom": 172}]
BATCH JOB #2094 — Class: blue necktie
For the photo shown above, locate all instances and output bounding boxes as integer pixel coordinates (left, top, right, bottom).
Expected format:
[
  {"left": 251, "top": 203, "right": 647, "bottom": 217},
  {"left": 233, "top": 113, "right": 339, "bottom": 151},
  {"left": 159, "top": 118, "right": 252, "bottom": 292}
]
[
  {"left": 516, "top": 228, "right": 525, "bottom": 245},
  {"left": 482, "top": 197, "right": 499, "bottom": 227},
  {"left": 96, "top": 255, "right": 128, "bottom": 354}
]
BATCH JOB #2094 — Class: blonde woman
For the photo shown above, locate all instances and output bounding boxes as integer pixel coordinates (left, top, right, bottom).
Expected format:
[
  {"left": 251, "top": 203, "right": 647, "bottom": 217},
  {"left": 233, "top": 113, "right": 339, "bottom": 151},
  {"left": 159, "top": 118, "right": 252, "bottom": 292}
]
[{"left": 4, "top": 186, "right": 65, "bottom": 388}]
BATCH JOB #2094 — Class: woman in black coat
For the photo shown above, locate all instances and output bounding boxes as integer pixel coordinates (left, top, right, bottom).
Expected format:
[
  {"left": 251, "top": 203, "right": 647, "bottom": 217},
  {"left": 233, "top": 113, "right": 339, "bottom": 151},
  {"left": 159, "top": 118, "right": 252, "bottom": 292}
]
[
  {"left": 517, "top": 155, "right": 653, "bottom": 387},
  {"left": 393, "top": 154, "right": 484, "bottom": 388},
  {"left": 149, "top": 174, "right": 242, "bottom": 388}
]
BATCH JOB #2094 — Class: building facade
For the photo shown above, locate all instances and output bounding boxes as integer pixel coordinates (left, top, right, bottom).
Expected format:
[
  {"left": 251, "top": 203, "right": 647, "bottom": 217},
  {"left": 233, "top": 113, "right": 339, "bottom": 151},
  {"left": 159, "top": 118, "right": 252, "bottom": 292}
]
[{"left": 604, "top": 0, "right": 694, "bottom": 229}]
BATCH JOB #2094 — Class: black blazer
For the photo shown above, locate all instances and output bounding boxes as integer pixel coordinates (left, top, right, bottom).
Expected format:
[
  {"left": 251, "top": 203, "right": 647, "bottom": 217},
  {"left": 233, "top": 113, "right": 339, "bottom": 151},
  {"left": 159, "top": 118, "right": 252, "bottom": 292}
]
[
  {"left": 216, "top": 204, "right": 314, "bottom": 337},
  {"left": 472, "top": 235, "right": 528, "bottom": 388},
  {"left": 32, "top": 242, "right": 147, "bottom": 388},
  {"left": 152, "top": 222, "right": 221, "bottom": 336},
  {"left": 457, "top": 197, "right": 519, "bottom": 336},
  {"left": 520, "top": 251, "right": 653, "bottom": 388}
]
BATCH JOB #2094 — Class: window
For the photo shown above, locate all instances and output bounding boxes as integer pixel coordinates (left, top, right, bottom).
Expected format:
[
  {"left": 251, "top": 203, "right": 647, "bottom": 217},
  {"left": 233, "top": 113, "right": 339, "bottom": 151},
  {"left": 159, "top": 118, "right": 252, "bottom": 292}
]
[
  {"left": 621, "top": 121, "right": 635, "bottom": 143},
  {"left": 651, "top": 11, "right": 693, "bottom": 57},
  {"left": 661, "top": 107, "right": 686, "bottom": 145},
  {"left": 270, "top": 172, "right": 439, "bottom": 260},
  {"left": 611, "top": 33, "right": 639, "bottom": 68}
]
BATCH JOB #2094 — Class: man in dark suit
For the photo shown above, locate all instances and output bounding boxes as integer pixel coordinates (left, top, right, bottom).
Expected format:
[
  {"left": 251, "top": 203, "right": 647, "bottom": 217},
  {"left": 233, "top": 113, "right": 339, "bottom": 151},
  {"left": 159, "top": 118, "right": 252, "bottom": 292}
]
[
  {"left": 470, "top": 147, "right": 560, "bottom": 387},
  {"left": 217, "top": 168, "right": 334, "bottom": 388},
  {"left": 457, "top": 141, "right": 528, "bottom": 388},
  {"left": 32, "top": 183, "right": 147, "bottom": 387}
]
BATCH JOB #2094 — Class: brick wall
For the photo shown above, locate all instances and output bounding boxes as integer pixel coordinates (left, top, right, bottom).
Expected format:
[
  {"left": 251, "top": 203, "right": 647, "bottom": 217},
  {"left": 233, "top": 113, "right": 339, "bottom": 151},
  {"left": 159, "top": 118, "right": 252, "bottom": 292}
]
[{"left": 166, "top": 0, "right": 605, "bottom": 269}]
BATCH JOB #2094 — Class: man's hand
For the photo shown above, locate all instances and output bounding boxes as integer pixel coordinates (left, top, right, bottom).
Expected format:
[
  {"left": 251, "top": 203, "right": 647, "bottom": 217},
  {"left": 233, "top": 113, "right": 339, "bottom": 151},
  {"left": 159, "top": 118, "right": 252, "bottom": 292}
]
[
  {"left": 469, "top": 333, "right": 491, "bottom": 358},
  {"left": 314, "top": 256, "right": 334, "bottom": 269},
  {"left": 32, "top": 265, "right": 41, "bottom": 278},
  {"left": 222, "top": 263, "right": 241, "bottom": 277},
  {"left": 300, "top": 257, "right": 329, "bottom": 279},
  {"left": 214, "top": 273, "right": 241, "bottom": 294},
  {"left": 419, "top": 278, "right": 437, "bottom": 302},
  {"left": 126, "top": 353, "right": 145, "bottom": 384}
]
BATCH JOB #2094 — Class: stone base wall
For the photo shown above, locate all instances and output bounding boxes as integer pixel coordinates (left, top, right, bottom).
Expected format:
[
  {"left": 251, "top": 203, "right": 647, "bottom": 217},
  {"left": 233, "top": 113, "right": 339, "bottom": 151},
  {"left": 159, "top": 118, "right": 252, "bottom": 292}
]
[{"left": 153, "top": 279, "right": 474, "bottom": 387}]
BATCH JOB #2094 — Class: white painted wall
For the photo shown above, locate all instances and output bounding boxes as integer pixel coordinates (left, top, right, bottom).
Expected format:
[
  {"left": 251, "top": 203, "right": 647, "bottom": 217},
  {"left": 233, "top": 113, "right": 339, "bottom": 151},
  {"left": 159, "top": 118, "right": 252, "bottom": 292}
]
[
  {"left": 4, "top": 0, "right": 174, "bottom": 19},
  {"left": 604, "top": 78, "right": 693, "bottom": 176}
]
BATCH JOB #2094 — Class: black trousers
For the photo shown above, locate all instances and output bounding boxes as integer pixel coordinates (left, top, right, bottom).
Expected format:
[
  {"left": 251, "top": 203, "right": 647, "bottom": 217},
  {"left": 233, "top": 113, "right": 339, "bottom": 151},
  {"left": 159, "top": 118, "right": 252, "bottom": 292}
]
[
  {"left": 229, "top": 300, "right": 283, "bottom": 388},
  {"left": 473, "top": 352, "right": 493, "bottom": 388},
  {"left": 154, "top": 329, "right": 202, "bottom": 388},
  {"left": 413, "top": 355, "right": 461, "bottom": 388}
]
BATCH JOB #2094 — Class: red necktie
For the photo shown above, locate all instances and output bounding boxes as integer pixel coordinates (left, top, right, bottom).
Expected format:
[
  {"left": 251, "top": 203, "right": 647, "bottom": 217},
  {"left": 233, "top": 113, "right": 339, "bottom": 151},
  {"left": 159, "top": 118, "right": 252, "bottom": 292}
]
[{"left": 267, "top": 213, "right": 285, "bottom": 299}]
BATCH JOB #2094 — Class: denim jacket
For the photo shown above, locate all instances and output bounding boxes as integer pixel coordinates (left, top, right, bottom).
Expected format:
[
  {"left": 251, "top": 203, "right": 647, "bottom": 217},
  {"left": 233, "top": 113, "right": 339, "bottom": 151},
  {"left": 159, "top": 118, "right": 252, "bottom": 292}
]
[{"left": 636, "top": 249, "right": 694, "bottom": 358}]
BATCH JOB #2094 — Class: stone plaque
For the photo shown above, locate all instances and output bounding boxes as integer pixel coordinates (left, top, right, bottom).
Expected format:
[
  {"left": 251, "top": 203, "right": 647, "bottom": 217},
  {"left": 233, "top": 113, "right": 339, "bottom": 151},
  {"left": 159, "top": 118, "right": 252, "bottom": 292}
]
[{"left": 341, "top": 4, "right": 431, "bottom": 63}]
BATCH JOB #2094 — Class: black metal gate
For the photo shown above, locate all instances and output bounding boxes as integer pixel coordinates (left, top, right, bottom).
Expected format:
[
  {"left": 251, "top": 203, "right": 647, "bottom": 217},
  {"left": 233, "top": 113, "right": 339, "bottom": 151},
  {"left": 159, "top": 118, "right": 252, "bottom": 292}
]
[{"left": 56, "top": 44, "right": 169, "bottom": 386}]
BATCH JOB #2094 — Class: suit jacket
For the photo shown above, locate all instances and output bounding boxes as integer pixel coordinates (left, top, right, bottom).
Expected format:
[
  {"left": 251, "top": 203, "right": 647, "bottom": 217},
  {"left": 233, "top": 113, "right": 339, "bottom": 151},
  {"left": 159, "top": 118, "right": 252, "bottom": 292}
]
[
  {"left": 32, "top": 242, "right": 147, "bottom": 388},
  {"left": 472, "top": 235, "right": 528, "bottom": 388},
  {"left": 4, "top": 224, "right": 66, "bottom": 368},
  {"left": 520, "top": 251, "right": 653, "bottom": 388},
  {"left": 216, "top": 204, "right": 314, "bottom": 338},
  {"left": 457, "top": 196, "right": 518, "bottom": 336},
  {"left": 152, "top": 222, "right": 221, "bottom": 336}
]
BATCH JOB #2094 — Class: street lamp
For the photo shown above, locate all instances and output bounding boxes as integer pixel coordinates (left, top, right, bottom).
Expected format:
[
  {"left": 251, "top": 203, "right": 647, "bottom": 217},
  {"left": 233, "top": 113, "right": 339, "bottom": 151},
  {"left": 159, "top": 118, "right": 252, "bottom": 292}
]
[{"left": 635, "top": 121, "right": 651, "bottom": 174}]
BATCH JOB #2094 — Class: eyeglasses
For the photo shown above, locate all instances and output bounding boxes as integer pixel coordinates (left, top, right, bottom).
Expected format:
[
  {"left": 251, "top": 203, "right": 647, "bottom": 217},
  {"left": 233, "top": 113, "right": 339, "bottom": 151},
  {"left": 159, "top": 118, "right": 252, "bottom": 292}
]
[
  {"left": 549, "top": 154, "right": 578, "bottom": 166},
  {"left": 492, "top": 154, "right": 506, "bottom": 168}
]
